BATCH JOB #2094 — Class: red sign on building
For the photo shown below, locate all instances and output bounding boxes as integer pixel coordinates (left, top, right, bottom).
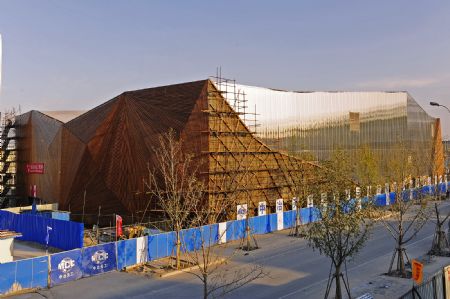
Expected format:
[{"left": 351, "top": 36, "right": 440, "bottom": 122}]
[{"left": 26, "top": 163, "right": 45, "bottom": 174}]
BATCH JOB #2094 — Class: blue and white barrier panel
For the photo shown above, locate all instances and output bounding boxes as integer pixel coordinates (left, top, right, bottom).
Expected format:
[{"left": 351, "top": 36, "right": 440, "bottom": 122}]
[
  {"left": 81, "top": 243, "right": 117, "bottom": 277},
  {"left": 0, "top": 256, "right": 48, "bottom": 295},
  {"left": 50, "top": 249, "right": 83, "bottom": 286}
]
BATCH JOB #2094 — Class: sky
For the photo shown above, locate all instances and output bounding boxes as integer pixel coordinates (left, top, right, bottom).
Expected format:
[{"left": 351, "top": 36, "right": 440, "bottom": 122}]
[{"left": 0, "top": 0, "right": 450, "bottom": 137}]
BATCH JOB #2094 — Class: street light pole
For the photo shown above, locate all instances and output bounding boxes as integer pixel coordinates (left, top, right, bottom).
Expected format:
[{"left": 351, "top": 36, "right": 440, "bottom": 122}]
[{"left": 430, "top": 101, "right": 450, "bottom": 114}]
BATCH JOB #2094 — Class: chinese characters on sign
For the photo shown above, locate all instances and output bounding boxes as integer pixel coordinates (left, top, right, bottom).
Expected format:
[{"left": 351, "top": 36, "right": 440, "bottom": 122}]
[
  {"left": 258, "top": 201, "right": 266, "bottom": 216},
  {"left": 26, "top": 163, "right": 45, "bottom": 174},
  {"left": 276, "top": 199, "right": 283, "bottom": 213}
]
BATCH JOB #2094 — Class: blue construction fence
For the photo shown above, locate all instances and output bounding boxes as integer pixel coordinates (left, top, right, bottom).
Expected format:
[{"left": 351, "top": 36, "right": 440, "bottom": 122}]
[
  {"left": 0, "top": 182, "right": 448, "bottom": 296},
  {"left": 0, "top": 210, "right": 83, "bottom": 250},
  {"left": 0, "top": 206, "right": 321, "bottom": 295}
]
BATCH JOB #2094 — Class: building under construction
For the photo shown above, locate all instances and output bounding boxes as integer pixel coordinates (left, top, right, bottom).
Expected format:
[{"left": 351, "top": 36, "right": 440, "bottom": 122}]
[
  {"left": 1, "top": 79, "right": 444, "bottom": 221},
  {"left": 6, "top": 80, "right": 321, "bottom": 221}
]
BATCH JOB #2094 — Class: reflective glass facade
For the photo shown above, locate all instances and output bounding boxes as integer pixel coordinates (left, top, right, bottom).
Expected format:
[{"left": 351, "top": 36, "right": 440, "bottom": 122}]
[{"left": 217, "top": 83, "right": 436, "bottom": 164}]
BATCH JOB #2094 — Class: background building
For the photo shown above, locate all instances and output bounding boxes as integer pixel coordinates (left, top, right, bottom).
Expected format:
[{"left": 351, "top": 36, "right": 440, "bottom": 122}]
[
  {"left": 11, "top": 80, "right": 319, "bottom": 221},
  {"left": 2, "top": 79, "right": 443, "bottom": 220}
]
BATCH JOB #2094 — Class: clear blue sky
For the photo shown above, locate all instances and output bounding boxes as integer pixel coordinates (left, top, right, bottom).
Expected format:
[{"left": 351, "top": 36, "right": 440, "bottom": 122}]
[{"left": 1, "top": 0, "right": 450, "bottom": 137}]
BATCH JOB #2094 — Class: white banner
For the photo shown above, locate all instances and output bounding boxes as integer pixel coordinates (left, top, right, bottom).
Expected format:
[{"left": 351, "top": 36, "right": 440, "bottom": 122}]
[
  {"left": 355, "top": 187, "right": 362, "bottom": 210},
  {"left": 277, "top": 212, "right": 283, "bottom": 231},
  {"left": 237, "top": 204, "right": 248, "bottom": 220},
  {"left": 376, "top": 185, "right": 382, "bottom": 195},
  {"left": 136, "top": 236, "right": 148, "bottom": 264},
  {"left": 258, "top": 201, "right": 267, "bottom": 216},
  {"left": 218, "top": 222, "right": 227, "bottom": 244},
  {"left": 292, "top": 198, "right": 298, "bottom": 211},
  {"left": 276, "top": 199, "right": 283, "bottom": 213}
]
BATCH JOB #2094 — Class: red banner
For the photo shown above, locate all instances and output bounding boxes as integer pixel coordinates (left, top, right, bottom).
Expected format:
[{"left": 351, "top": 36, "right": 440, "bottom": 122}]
[
  {"left": 26, "top": 163, "right": 45, "bottom": 174},
  {"left": 116, "top": 215, "right": 123, "bottom": 237}
]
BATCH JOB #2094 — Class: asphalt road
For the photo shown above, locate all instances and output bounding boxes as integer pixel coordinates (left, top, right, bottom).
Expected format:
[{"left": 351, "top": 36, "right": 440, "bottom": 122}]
[{"left": 14, "top": 202, "right": 450, "bottom": 299}]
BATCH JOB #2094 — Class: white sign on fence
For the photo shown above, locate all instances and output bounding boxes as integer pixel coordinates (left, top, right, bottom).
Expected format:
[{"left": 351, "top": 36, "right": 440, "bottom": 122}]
[
  {"left": 376, "top": 185, "right": 382, "bottom": 195},
  {"left": 321, "top": 193, "right": 327, "bottom": 209},
  {"left": 136, "top": 236, "right": 148, "bottom": 264},
  {"left": 292, "top": 198, "right": 298, "bottom": 211},
  {"left": 276, "top": 199, "right": 283, "bottom": 213},
  {"left": 236, "top": 204, "right": 248, "bottom": 220},
  {"left": 218, "top": 222, "right": 227, "bottom": 244},
  {"left": 355, "top": 187, "right": 362, "bottom": 210},
  {"left": 277, "top": 211, "right": 284, "bottom": 231},
  {"left": 307, "top": 195, "right": 314, "bottom": 208},
  {"left": 258, "top": 201, "right": 267, "bottom": 216}
]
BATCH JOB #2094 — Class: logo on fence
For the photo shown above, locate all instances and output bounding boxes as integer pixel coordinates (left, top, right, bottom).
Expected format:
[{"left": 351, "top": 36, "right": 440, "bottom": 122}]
[
  {"left": 58, "top": 257, "right": 75, "bottom": 273},
  {"left": 91, "top": 250, "right": 109, "bottom": 270}
]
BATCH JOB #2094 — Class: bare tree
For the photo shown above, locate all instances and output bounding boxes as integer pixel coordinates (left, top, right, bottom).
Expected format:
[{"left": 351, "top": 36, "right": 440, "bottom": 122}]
[
  {"left": 429, "top": 202, "right": 450, "bottom": 256},
  {"left": 381, "top": 143, "right": 432, "bottom": 277},
  {"left": 181, "top": 195, "right": 265, "bottom": 299},
  {"left": 305, "top": 149, "right": 375, "bottom": 299},
  {"left": 144, "top": 129, "right": 203, "bottom": 269},
  {"left": 146, "top": 129, "right": 264, "bottom": 298}
]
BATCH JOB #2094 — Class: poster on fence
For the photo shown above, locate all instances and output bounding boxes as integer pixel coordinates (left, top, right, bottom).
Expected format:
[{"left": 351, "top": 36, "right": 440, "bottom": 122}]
[
  {"left": 258, "top": 201, "right": 267, "bottom": 216},
  {"left": 236, "top": 204, "right": 248, "bottom": 220},
  {"left": 82, "top": 243, "right": 117, "bottom": 277},
  {"left": 291, "top": 198, "right": 297, "bottom": 211},
  {"left": 50, "top": 249, "right": 83, "bottom": 286}
]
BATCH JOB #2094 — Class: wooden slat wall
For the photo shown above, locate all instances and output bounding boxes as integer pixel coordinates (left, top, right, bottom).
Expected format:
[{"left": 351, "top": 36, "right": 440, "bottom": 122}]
[{"left": 16, "top": 79, "right": 323, "bottom": 222}]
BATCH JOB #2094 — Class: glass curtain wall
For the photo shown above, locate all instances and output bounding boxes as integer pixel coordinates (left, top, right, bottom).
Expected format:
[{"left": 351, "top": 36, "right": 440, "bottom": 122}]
[{"left": 216, "top": 82, "right": 435, "bottom": 171}]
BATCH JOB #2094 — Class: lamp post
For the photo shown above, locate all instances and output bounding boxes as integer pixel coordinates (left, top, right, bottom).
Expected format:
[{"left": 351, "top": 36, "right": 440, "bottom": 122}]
[{"left": 430, "top": 101, "right": 450, "bottom": 114}]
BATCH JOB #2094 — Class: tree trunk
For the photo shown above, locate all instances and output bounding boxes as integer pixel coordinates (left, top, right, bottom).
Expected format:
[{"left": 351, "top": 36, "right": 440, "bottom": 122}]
[
  {"left": 246, "top": 218, "right": 251, "bottom": 250},
  {"left": 335, "top": 265, "right": 342, "bottom": 299},
  {"left": 203, "top": 273, "right": 208, "bottom": 299},
  {"left": 294, "top": 206, "right": 300, "bottom": 236},
  {"left": 176, "top": 230, "right": 181, "bottom": 269}
]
